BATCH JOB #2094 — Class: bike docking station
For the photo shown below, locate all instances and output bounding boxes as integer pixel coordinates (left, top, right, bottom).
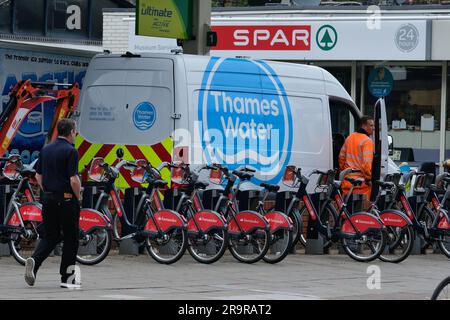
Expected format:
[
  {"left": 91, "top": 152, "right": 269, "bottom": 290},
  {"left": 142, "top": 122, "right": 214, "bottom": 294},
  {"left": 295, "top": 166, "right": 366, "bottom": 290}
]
[
  {"left": 120, "top": 187, "right": 143, "bottom": 256},
  {"left": 275, "top": 191, "right": 299, "bottom": 254},
  {"left": 305, "top": 193, "right": 325, "bottom": 255},
  {"left": 0, "top": 181, "right": 14, "bottom": 257},
  {"left": 405, "top": 195, "right": 426, "bottom": 255}
]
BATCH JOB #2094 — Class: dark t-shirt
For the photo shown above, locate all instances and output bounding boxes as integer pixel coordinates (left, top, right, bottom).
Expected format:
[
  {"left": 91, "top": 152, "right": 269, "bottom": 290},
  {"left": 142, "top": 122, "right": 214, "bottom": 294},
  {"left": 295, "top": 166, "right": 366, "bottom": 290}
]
[{"left": 36, "top": 138, "right": 79, "bottom": 193}]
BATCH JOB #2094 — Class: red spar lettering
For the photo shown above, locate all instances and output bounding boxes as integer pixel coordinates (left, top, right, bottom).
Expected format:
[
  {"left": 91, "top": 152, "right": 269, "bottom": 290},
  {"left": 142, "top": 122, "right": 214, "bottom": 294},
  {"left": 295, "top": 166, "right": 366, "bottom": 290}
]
[{"left": 212, "top": 25, "right": 311, "bottom": 51}]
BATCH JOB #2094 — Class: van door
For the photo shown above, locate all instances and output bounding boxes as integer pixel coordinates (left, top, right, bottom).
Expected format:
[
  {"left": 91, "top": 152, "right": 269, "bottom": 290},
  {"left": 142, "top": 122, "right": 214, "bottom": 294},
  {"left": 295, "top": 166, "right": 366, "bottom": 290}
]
[{"left": 78, "top": 57, "right": 175, "bottom": 146}]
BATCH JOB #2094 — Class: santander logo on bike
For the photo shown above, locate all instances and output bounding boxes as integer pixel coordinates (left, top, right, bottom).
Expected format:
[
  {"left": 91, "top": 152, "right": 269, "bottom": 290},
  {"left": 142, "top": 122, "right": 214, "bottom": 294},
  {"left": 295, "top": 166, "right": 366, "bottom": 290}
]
[
  {"left": 198, "top": 217, "right": 219, "bottom": 223},
  {"left": 355, "top": 219, "right": 376, "bottom": 226},
  {"left": 239, "top": 218, "right": 260, "bottom": 225},
  {"left": 157, "top": 217, "right": 177, "bottom": 224},
  {"left": 198, "top": 57, "right": 293, "bottom": 184}
]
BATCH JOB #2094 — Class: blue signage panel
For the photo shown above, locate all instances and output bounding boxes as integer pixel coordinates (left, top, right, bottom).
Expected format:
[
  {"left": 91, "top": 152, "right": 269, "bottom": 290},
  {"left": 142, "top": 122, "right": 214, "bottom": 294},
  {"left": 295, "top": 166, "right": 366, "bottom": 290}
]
[{"left": 368, "top": 67, "right": 394, "bottom": 98}]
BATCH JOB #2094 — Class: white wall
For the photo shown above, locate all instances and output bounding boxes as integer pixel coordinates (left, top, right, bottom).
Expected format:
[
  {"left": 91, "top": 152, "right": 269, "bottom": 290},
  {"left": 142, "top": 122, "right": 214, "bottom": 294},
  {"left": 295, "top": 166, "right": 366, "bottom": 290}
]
[
  {"left": 432, "top": 20, "right": 450, "bottom": 60},
  {"left": 103, "top": 12, "right": 133, "bottom": 54}
]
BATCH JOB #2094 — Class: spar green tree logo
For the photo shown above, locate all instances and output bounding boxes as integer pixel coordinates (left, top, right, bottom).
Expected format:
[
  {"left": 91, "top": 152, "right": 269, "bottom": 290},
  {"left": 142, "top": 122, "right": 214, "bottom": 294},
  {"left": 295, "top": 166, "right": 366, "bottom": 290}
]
[{"left": 316, "top": 25, "right": 338, "bottom": 51}]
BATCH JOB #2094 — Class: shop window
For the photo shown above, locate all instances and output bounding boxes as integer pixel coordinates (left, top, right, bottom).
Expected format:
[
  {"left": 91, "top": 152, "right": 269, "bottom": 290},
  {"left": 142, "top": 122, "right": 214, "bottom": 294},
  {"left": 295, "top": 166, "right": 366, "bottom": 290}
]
[
  {"left": 364, "top": 65, "right": 442, "bottom": 162},
  {"left": 14, "top": 0, "right": 45, "bottom": 35},
  {"left": 47, "top": 0, "right": 89, "bottom": 38},
  {"left": 0, "top": 0, "right": 12, "bottom": 33}
]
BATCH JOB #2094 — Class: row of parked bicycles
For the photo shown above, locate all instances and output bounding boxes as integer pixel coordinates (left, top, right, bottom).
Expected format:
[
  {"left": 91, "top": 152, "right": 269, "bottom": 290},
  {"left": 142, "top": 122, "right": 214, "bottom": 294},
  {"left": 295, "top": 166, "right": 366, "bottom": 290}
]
[{"left": 1, "top": 149, "right": 450, "bottom": 268}]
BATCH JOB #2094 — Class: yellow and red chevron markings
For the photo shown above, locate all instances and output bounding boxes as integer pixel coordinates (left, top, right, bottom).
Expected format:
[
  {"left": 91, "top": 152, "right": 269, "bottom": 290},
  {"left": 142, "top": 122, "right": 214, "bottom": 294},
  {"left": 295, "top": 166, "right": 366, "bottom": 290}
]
[{"left": 75, "top": 135, "right": 173, "bottom": 191}]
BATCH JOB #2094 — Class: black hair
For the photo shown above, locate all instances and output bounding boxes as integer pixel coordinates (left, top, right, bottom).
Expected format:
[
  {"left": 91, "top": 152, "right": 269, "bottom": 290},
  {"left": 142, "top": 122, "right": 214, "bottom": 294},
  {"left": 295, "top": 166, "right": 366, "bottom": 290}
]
[
  {"left": 359, "top": 115, "right": 374, "bottom": 127},
  {"left": 57, "top": 118, "right": 76, "bottom": 137}
]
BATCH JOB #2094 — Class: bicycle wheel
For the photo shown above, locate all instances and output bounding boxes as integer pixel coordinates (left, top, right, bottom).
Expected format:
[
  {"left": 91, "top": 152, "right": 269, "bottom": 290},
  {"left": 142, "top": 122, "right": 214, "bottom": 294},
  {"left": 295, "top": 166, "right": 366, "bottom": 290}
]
[
  {"left": 342, "top": 219, "right": 387, "bottom": 263},
  {"left": 378, "top": 225, "right": 414, "bottom": 263},
  {"left": 289, "top": 208, "right": 304, "bottom": 248},
  {"left": 437, "top": 231, "right": 450, "bottom": 259},
  {"left": 188, "top": 229, "right": 228, "bottom": 264},
  {"left": 431, "top": 276, "right": 450, "bottom": 300},
  {"left": 9, "top": 221, "right": 43, "bottom": 266},
  {"left": 263, "top": 228, "right": 293, "bottom": 264},
  {"left": 228, "top": 228, "right": 270, "bottom": 264},
  {"left": 145, "top": 228, "right": 188, "bottom": 264},
  {"left": 76, "top": 228, "right": 112, "bottom": 265}
]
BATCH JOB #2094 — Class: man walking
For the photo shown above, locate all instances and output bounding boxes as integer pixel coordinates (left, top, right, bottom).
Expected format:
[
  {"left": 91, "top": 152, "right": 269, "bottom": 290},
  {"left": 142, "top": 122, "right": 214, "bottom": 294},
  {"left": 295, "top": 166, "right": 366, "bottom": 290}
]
[
  {"left": 338, "top": 115, "right": 375, "bottom": 209},
  {"left": 24, "top": 118, "right": 82, "bottom": 289}
]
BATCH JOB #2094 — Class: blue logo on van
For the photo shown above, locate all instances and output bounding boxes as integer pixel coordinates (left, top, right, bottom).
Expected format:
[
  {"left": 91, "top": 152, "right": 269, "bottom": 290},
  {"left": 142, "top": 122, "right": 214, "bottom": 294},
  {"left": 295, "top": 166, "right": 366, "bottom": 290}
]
[
  {"left": 198, "top": 58, "right": 292, "bottom": 184},
  {"left": 133, "top": 102, "right": 156, "bottom": 131}
]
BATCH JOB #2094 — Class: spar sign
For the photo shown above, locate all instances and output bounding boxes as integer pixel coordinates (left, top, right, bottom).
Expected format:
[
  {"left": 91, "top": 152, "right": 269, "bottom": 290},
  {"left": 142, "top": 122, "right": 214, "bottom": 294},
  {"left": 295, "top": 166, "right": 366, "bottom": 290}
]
[
  {"left": 210, "top": 20, "right": 428, "bottom": 60},
  {"left": 212, "top": 25, "right": 311, "bottom": 51},
  {"left": 198, "top": 58, "right": 293, "bottom": 184}
]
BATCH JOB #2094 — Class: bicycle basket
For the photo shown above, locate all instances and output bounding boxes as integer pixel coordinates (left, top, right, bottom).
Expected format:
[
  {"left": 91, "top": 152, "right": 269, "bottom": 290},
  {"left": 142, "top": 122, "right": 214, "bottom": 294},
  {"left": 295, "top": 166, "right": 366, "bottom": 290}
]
[
  {"left": 282, "top": 165, "right": 297, "bottom": 187},
  {"left": 2, "top": 155, "right": 21, "bottom": 181},
  {"left": 209, "top": 164, "right": 223, "bottom": 185},
  {"left": 435, "top": 173, "right": 447, "bottom": 190},
  {"left": 384, "top": 173, "right": 402, "bottom": 185},
  {"left": 89, "top": 157, "right": 107, "bottom": 182},
  {"left": 316, "top": 170, "right": 335, "bottom": 188},
  {"left": 170, "top": 163, "right": 190, "bottom": 188},
  {"left": 413, "top": 173, "right": 434, "bottom": 193},
  {"left": 131, "top": 159, "right": 148, "bottom": 184}
]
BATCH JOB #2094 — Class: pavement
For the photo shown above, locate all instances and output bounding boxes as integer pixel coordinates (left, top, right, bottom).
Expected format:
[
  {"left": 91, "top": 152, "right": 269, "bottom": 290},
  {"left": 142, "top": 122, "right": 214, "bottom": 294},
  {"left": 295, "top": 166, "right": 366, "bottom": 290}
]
[{"left": 0, "top": 249, "right": 448, "bottom": 300}]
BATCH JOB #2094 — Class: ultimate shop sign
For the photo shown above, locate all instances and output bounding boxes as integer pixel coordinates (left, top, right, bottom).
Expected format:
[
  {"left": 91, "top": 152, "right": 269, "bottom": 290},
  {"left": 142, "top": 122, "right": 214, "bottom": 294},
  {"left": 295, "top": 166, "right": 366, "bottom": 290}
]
[{"left": 0, "top": 48, "right": 90, "bottom": 163}]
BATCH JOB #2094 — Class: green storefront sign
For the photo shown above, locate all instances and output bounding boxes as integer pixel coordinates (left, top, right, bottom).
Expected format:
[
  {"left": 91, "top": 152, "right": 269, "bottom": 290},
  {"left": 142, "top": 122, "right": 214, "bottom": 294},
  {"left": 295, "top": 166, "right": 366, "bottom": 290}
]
[{"left": 136, "top": 0, "right": 193, "bottom": 40}]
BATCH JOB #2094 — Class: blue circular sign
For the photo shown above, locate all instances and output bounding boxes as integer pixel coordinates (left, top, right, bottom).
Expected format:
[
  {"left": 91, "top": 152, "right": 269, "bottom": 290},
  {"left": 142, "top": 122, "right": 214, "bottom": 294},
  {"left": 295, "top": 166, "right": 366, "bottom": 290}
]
[
  {"left": 368, "top": 67, "right": 394, "bottom": 98},
  {"left": 133, "top": 102, "right": 156, "bottom": 131},
  {"left": 198, "top": 58, "right": 293, "bottom": 184}
]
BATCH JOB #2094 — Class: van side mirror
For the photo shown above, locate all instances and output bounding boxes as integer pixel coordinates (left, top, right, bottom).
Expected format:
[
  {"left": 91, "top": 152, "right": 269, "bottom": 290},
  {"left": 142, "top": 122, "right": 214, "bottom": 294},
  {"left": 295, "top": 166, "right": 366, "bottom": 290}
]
[
  {"left": 388, "top": 135, "right": 394, "bottom": 156},
  {"left": 116, "top": 148, "right": 124, "bottom": 159}
]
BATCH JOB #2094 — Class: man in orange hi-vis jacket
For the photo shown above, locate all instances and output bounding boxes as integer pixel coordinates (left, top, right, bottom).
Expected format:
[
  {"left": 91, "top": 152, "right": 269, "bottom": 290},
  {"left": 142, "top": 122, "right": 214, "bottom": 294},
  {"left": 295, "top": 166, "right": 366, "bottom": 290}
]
[{"left": 339, "top": 116, "right": 375, "bottom": 209}]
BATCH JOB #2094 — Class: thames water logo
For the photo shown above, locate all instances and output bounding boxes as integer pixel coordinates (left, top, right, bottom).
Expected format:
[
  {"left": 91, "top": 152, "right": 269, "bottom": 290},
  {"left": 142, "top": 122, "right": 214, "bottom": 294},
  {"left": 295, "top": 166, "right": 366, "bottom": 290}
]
[
  {"left": 133, "top": 102, "right": 156, "bottom": 131},
  {"left": 198, "top": 58, "right": 293, "bottom": 184}
]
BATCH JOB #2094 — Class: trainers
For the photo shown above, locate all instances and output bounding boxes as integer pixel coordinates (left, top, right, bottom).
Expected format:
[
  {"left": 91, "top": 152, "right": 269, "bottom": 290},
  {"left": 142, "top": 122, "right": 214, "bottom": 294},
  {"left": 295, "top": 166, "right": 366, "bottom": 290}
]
[
  {"left": 24, "top": 258, "right": 36, "bottom": 286},
  {"left": 60, "top": 280, "right": 82, "bottom": 289}
]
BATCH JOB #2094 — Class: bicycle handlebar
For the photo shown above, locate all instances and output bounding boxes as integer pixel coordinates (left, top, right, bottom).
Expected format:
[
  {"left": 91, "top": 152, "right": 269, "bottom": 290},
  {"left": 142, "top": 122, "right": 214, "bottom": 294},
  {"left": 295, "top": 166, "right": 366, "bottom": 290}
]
[
  {"left": 308, "top": 169, "right": 331, "bottom": 177},
  {"left": 338, "top": 168, "right": 362, "bottom": 182}
]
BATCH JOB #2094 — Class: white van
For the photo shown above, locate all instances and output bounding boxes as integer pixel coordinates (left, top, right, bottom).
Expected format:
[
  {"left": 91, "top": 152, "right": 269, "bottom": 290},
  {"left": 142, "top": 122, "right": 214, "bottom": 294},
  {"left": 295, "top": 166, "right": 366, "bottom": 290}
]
[{"left": 76, "top": 52, "right": 393, "bottom": 190}]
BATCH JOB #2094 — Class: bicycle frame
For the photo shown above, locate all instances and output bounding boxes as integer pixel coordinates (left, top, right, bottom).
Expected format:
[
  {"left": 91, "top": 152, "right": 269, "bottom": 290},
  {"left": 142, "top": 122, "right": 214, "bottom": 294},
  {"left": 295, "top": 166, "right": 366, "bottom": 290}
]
[
  {"left": 387, "top": 175, "right": 450, "bottom": 239},
  {"left": 0, "top": 160, "right": 42, "bottom": 238},
  {"left": 214, "top": 175, "right": 253, "bottom": 234},
  {"left": 292, "top": 169, "right": 384, "bottom": 241}
]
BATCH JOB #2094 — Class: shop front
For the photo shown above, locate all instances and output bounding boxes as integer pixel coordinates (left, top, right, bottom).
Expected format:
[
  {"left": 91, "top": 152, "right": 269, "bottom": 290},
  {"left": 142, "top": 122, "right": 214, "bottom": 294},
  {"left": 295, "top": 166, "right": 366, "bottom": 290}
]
[{"left": 210, "top": 8, "right": 450, "bottom": 168}]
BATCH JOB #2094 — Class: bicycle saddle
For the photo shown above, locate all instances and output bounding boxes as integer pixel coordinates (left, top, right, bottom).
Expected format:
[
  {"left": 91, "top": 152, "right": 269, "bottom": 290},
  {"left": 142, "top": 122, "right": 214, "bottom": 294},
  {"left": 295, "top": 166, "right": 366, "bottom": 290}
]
[
  {"left": 195, "top": 181, "right": 209, "bottom": 190},
  {"left": 260, "top": 183, "right": 280, "bottom": 193},
  {"left": 18, "top": 167, "right": 36, "bottom": 178},
  {"left": 345, "top": 177, "right": 365, "bottom": 186},
  {"left": 375, "top": 180, "right": 395, "bottom": 189},
  {"left": 232, "top": 170, "right": 253, "bottom": 181},
  {"left": 148, "top": 180, "right": 168, "bottom": 189}
]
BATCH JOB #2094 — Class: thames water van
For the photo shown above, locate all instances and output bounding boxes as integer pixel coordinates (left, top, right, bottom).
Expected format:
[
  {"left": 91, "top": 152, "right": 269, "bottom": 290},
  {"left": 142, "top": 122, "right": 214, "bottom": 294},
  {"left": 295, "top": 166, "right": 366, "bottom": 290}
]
[{"left": 75, "top": 52, "right": 393, "bottom": 191}]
